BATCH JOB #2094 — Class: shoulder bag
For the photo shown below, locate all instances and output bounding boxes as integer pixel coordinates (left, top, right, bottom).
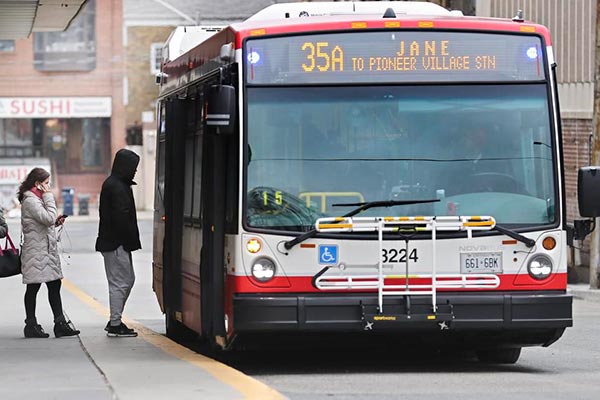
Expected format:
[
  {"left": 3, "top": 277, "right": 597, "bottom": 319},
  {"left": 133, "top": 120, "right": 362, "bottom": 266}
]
[{"left": 0, "top": 233, "right": 21, "bottom": 278}]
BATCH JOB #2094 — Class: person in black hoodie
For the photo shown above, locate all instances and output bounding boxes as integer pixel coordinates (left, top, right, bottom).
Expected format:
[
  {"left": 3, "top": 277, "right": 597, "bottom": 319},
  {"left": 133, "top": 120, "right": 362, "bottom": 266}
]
[{"left": 96, "top": 149, "right": 141, "bottom": 337}]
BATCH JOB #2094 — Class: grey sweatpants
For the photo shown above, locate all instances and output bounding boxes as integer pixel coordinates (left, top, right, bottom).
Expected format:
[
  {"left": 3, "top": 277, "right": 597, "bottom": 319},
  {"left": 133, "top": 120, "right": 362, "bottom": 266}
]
[{"left": 102, "top": 246, "right": 135, "bottom": 326}]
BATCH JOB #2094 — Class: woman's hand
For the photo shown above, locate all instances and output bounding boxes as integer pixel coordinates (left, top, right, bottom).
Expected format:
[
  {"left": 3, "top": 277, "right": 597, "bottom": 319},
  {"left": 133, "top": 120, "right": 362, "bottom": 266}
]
[
  {"left": 55, "top": 215, "right": 67, "bottom": 226},
  {"left": 40, "top": 183, "right": 52, "bottom": 193}
]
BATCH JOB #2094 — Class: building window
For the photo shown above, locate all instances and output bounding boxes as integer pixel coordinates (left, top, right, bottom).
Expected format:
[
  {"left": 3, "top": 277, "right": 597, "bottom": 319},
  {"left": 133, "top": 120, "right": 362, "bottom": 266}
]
[
  {"left": 0, "top": 119, "right": 33, "bottom": 157},
  {"left": 150, "top": 43, "right": 163, "bottom": 74},
  {"left": 45, "top": 118, "right": 110, "bottom": 173},
  {"left": 0, "top": 40, "right": 15, "bottom": 52},
  {"left": 81, "top": 119, "right": 106, "bottom": 168},
  {"left": 1, "top": 117, "right": 111, "bottom": 173},
  {"left": 33, "top": 0, "right": 96, "bottom": 71}
]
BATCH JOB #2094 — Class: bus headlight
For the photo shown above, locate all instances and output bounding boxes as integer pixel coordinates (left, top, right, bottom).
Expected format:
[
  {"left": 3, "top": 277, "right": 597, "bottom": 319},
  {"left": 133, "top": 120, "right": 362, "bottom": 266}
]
[
  {"left": 527, "top": 254, "right": 553, "bottom": 280},
  {"left": 251, "top": 258, "right": 276, "bottom": 282}
]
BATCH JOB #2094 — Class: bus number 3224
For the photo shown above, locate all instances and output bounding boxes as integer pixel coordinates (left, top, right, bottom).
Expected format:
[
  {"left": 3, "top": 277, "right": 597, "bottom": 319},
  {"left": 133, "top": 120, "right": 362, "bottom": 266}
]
[{"left": 381, "top": 248, "right": 419, "bottom": 263}]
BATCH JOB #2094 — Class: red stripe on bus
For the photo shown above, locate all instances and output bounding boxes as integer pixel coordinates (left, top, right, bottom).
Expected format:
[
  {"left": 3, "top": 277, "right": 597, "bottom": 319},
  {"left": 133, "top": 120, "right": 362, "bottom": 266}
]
[{"left": 226, "top": 273, "right": 567, "bottom": 293}]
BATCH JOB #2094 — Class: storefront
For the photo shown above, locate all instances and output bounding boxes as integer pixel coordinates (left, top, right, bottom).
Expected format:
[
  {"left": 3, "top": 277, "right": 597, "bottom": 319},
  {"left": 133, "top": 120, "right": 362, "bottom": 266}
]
[
  {"left": 0, "top": 97, "right": 111, "bottom": 170},
  {"left": 0, "top": 97, "right": 112, "bottom": 209}
]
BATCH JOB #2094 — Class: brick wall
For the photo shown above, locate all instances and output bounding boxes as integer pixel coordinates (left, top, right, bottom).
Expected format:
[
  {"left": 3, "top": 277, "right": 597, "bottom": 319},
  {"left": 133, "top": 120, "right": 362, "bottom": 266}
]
[
  {"left": 0, "top": 0, "right": 125, "bottom": 156},
  {"left": 0, "top": 0, "right": 124, "bottom": 206},
  {"left": 125, "top": 26, "right": 174, "bottom": 127},
  {"left": 0, "top": 1, "right": 123, "bottom": 105},
  {"left": 562, "top": 117, "right": 592, "bottom": 282},
  {"left": 563, "top": 118, "right": 592, "bottom": 221}
]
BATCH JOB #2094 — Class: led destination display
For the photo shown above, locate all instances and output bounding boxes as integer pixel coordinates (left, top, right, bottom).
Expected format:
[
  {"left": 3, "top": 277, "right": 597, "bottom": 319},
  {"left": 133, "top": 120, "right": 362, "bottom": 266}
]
[{"left": 245, "top": 31, "right": 545, "bottom": 84}]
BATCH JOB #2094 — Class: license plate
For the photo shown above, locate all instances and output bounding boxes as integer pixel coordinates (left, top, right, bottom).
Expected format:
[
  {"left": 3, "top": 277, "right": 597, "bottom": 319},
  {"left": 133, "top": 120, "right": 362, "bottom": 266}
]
[{"left": 460, "top": 252, "right": 502, "bottom": 274}]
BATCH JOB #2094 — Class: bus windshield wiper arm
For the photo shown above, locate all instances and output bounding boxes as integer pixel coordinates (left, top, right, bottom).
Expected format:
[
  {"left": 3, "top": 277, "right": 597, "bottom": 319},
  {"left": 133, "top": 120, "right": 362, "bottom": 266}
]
[
  {"left": 283, "top": 199, "right": 440, "bottom": 250},
  {"left": 493, "top": 224, "right": 535, "bottom": 248},
  {"left": 331, "top": 199, "right": 441, "bottom": 217}
]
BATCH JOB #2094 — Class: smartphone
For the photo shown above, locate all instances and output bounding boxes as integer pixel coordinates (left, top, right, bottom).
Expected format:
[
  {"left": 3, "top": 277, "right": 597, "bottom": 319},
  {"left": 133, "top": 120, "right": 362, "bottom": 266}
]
[{"left": 55, "top": 215, "right": 68, "bottom": 226}]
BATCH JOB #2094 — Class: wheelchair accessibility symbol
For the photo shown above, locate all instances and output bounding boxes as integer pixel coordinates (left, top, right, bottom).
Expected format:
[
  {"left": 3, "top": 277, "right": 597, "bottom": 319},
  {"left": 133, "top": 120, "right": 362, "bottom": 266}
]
[{"left": 318, "top": 245, "right": 338, "bottom": 265}]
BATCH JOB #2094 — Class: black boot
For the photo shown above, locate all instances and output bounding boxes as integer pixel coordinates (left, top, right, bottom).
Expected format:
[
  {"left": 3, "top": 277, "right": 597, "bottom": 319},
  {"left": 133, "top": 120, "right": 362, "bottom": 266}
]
[
  {"left": 54, "top": 318, "right": 80, "bottom": 338},
  {"left": 24, "top": 318, "right": 50, "bottom": 338}
]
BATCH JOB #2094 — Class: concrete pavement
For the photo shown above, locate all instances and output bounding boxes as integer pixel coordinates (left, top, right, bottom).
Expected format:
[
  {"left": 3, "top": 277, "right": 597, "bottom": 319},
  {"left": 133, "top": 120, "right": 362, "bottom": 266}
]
[
  {"left": 0, "top": 215, "right": 284, "bottom": 400},
  {"left": 2, "top": 210, "right": 599, "bottom": 399},
  {"left": 568, "top": 283, "right": 600, "bottom": 303}
]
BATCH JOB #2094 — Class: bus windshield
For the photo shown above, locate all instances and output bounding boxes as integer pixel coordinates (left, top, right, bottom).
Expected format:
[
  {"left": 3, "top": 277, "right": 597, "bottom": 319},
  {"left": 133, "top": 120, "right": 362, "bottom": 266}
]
[{"left": 245, "top": 84, "right": 556, "bottom": 231}]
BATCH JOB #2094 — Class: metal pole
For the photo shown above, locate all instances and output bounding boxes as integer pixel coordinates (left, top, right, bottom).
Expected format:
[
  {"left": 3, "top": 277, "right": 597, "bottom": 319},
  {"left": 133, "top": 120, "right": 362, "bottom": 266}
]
[
  {"left": 432, "top": 219, "right": 437, "bottom": 311},
  {"left": 590, "top": 1, "right": 600, "bottom": 289},
  {"left": 378, "top": 219, "right": 384, "bottom": 312}
]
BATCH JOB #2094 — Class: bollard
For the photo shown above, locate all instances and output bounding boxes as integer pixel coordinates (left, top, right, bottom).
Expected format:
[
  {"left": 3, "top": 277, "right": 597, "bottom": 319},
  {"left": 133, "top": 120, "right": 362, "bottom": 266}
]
[
  {"left": 78, "top": 194, "right": 90, "bottom": 216},
  {"left": 61, "top": 187, "right": 74, "bottom": 216}
]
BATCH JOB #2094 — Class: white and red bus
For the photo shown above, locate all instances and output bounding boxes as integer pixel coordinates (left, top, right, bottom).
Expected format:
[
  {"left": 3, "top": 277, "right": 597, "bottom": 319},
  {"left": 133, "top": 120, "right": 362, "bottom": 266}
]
[{"left": 153, "top": 1, "right": 591, "bottom": 362}]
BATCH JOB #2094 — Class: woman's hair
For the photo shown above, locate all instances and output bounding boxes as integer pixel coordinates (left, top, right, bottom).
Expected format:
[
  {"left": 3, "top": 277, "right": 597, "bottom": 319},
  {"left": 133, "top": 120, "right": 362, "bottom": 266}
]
[{"left": 17, "top": 167, "right": 50, "bottom": 203}]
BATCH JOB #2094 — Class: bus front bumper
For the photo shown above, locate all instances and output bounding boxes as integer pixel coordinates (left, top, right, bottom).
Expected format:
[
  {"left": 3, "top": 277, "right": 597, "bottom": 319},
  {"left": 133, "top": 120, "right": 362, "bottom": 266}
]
[{"left": 233, "top": 291, "right": 572, "bottom": 346}]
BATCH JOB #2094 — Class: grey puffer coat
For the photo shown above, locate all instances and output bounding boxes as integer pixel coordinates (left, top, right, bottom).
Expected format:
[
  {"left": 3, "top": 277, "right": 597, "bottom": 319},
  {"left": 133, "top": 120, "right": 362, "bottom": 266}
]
[
  {"left": 0, "top": 209, "right": 7, "bottom": 238},
  {"left": 21, "top": 191, "right": 62, "bottom": 284}
]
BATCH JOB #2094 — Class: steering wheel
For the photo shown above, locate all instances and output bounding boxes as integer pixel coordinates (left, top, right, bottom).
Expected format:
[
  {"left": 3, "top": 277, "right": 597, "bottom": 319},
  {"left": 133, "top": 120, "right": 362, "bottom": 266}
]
[{"left": 466, "top": 172, "right": 528, "bottom": 195}]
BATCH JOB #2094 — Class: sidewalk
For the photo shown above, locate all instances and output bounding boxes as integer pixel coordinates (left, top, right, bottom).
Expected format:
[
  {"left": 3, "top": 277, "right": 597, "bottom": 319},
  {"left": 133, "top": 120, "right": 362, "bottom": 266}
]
[
  {"left": 568, "top": 283, "right": 600, "bottom": 303},
  {"left": 0, "top": 251, "right": 284, "bottom": 400}
]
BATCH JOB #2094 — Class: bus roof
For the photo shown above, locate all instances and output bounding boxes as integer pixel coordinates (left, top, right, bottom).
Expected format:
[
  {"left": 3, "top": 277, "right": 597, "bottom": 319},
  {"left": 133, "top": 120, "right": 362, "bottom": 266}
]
[
  {"left": 163, "top": 26, "right": 223, "bottom": 62},
  {"left": 244, "top": 1, "right": 462, "bottom": 22},
  {"left": 165, "top": 1, "right": 550, "bottom": 62},
  {"left": 229, "top": 14, "right": 551, "bottom": 45},
  {"left": 226, "top": 1, "right": 550, "bottom": 45}
]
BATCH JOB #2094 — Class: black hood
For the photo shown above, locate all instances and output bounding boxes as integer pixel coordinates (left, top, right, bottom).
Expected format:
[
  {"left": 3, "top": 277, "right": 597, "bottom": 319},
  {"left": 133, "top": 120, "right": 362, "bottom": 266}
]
[{"left": 111, "top": 149, "right": 140, "bottom": 183}]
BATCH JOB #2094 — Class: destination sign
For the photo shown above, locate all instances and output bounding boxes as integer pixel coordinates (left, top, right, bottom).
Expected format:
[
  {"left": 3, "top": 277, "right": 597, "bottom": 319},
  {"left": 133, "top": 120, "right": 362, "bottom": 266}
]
[{"left": 244, "top": 31, "right": 545, "bottom": 84}]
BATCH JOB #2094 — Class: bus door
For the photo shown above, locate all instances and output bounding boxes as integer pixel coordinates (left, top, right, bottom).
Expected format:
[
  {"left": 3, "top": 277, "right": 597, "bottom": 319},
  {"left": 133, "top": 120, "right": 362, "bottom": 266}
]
[
  {"left": 162, "top": 74, "right": 237, "bottom": 344},
  {"left": 200, "top": 81, "right": 237, "bottom": 344},
  {"left": 152, "top": 104, "right": 167, "bottom": 311},
  {"left": 164, "top": 87, "right": 210, "bottom": 339},
  {"left": 178, "top": 88, "right": 205, "bottom": 335},
  {"left": 162, "top": 96, "right": 187, "bottom": 337}
]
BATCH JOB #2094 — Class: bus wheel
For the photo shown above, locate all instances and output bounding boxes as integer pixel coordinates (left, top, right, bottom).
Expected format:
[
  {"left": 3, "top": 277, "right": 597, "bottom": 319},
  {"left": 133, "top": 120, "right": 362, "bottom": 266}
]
[{"left": 476, "top": 347, "right": 521, "bottom": 364}]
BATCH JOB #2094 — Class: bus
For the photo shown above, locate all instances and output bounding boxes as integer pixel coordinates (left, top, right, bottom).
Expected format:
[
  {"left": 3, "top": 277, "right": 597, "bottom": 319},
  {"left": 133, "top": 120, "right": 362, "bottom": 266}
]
[{"left": 152, "top": 1, "right": 594, "bottom": 363}]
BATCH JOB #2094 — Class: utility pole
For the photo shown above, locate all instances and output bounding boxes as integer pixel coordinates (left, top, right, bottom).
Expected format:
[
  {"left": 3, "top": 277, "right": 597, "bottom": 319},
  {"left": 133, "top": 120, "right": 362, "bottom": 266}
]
[{"left": 589, "top": 1, "right": 600, "bottom": 289}]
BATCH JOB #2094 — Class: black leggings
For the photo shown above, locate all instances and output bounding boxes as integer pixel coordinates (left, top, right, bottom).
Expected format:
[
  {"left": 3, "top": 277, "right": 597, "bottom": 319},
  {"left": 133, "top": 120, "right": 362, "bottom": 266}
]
[{"left": 24, "top": 279, "right": 63, "bottom": 322}]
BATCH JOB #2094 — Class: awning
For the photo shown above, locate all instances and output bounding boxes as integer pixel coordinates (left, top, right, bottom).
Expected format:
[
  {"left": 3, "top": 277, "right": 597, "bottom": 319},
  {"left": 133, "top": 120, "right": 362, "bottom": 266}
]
[{"left": 0, "top": 0, "right": 87, "bottom": 40}]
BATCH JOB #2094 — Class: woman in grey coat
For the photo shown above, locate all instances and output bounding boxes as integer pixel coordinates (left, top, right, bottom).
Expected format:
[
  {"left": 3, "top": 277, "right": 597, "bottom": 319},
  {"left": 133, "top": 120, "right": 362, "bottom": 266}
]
[
  {"left": 18, "top": 168, "right": 79, "bottom": 338},
  {"left": 0, "top": 208, "right": 7, "bottom": 238}
]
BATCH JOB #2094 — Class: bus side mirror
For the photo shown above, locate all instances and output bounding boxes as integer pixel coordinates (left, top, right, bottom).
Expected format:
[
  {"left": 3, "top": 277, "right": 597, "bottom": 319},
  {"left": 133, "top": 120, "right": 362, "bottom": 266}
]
[
  {"left": 570, "top": 166, "right": 600, "bottom": 244},
  {"left": 206, "top": 85, "right": 236, "bottom": 135},
  {"left": 578, "top": 167, "right": 600, "bottom": 217}
]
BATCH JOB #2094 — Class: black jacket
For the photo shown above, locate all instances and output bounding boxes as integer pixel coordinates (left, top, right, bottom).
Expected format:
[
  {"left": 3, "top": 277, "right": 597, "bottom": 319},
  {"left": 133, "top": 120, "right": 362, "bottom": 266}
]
[{"left": 95, "top": 149, "right": 142, "bottom": 252}]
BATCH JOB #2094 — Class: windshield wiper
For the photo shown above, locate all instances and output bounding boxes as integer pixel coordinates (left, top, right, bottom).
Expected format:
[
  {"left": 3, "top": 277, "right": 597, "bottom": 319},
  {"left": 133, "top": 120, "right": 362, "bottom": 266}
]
[
  {"left": 283, "top": 199, "right": 440, "bottom": 250},
  {"left": 493, "top": 224, "right": 535, "bottom": 248}
]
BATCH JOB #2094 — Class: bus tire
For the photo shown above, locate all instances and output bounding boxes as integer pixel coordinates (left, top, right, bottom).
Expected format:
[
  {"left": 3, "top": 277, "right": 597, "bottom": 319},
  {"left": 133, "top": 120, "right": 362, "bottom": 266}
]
[{"left": 476, "top": 347, "right": 521, "bottom": 364}]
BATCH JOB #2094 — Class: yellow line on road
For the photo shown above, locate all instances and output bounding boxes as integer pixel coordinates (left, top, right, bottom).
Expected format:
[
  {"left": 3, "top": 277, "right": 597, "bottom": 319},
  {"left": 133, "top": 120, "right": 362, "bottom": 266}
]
[{"left": 62, "top": 279, "right": 285, "bottom": 400}]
